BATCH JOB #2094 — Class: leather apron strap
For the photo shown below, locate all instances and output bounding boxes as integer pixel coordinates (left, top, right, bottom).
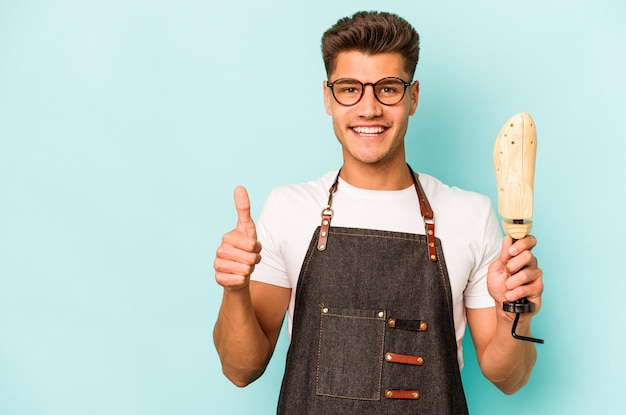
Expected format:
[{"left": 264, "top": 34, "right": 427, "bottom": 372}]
[{"left": 317, "top": 164, "right": 438, "bottom": 261}]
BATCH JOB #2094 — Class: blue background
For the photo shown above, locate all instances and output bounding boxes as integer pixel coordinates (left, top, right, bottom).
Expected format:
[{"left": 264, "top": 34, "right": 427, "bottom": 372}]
[{"left": 1, "top": 0, "right": 624, "bottom": 413}]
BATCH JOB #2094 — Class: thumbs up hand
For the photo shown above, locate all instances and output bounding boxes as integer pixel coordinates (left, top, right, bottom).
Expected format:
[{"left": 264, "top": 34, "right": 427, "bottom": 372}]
[{"left": 214, "top": 186, "right": 262, "bottom": 291}]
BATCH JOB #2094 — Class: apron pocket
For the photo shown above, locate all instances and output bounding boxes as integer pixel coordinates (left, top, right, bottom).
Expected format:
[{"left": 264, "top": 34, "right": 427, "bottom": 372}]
[{"left": 315, "top": 305, "right": 386, "bottom": 401}]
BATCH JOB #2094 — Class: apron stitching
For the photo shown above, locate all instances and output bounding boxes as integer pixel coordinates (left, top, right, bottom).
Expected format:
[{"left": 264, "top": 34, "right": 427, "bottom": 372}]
[
  {"left": 315, "top": 305, "right": 324, "bottom": 396},
  {"left": 297, "top": 240, "right": 319, "bottom": 299},
  {"left": 331, "top": 232, "right": 430, "bottom": 242},
  {"left": 377, "top": 315, "right": 386, "bottom": 401},
  {"left": 316, "top": 393, "right": 380, "bottom": 401},
  {"left": 434, "top": 243, "right": 455, "bottom": 329}
]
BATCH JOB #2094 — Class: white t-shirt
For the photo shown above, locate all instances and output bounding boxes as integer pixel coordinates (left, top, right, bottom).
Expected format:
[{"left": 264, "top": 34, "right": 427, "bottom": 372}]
[{"left": 251, "top": 170, "right": 502, "bottom": 368}]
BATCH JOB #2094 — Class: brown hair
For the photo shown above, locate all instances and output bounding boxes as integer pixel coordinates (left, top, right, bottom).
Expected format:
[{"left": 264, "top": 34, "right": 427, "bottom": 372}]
[{"left": 321, "top": 11, "right": 420, "bottom": 79}]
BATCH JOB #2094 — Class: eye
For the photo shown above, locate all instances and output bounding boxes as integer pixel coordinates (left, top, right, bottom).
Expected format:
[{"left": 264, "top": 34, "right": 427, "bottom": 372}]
[
  {"left": 377, "top": 83, "right": 402, "bottom": 95},
  {"left": 381, "top": 86, "right": 399, "bottom": 93},
  {"left": 336, "top": 82, "right": 361, "bottom": 94},
  {"left": 341, "top": 86, "right": 359, "bottom": 94}
]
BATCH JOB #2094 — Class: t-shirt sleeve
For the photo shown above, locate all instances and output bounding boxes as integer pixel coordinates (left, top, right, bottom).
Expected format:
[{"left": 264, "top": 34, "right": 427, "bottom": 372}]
[
  {"left": 463, "top": 205, "right": 502, "bottom": 309},
  {"left": 250, "top": 189, "right": 292, "bottom": 288}
]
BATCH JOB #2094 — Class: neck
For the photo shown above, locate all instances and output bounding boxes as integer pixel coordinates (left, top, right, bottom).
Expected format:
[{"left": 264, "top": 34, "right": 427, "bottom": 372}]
[{"left": 339, "top": 160, "right": 414, "bottom": 190}]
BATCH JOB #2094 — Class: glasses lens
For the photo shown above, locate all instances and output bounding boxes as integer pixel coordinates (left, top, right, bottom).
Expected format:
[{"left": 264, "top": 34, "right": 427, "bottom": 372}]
[
  {"left": 332, "top": 79, "right": 363, "bottom": 106},
  {"left": 374, "top": 79, "right": 406, "bottom": 105}
]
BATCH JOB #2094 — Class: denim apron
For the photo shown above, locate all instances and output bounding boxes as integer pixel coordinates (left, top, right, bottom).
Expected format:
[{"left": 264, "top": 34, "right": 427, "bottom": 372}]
[{"left": 277, "top": 167, "right": 469, "bottom": 414}]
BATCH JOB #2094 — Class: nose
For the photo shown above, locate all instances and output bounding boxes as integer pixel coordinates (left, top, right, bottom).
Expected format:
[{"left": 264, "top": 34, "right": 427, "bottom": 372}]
[{"left": 357, "top": 84, "right": 383, "bottom": 117}]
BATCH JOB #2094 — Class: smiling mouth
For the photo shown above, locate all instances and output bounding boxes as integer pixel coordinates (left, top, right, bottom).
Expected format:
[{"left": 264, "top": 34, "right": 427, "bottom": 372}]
[{"left": 352, "top": 126, "right": 386, "bottom": 137}]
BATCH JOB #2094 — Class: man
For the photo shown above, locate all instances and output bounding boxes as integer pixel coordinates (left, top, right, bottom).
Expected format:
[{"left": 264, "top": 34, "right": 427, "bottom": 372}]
[{"left": 213, "top": 11, "right": 543, "bottom": 414}]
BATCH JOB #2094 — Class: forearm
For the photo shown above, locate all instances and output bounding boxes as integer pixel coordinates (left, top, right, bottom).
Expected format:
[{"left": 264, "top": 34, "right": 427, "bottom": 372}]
[
  {"left": 478, "top": 311, "right": 537, "bottom": 394},
  {"left": 213, "top": 287, "right": 273, "bottom": 387}
]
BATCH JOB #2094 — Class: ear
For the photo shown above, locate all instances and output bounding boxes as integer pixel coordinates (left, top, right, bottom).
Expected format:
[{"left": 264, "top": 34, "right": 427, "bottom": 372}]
[
  {"left": 409, "top": 81, "right": 420, "bottom": 115},
  {"left": 323, "top": 80, "right": 333, "bottom": 115}
]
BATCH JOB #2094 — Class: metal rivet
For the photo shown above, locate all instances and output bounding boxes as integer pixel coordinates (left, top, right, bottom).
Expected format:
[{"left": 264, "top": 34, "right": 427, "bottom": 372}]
[
  {"left": 386, "top": 353, "right": 392, "bottom": 361},
  {"left": 322, "top": 220, "right": 329, "bottom": 226},
  {"left": 427, "top": 230, "right": 433, "bottom": 236},
  {"left": 430, "top": 254, "right": 437, "bottom": 260},
  {"left": 416, "top": 356, "right": 424, "bottom": 365},
  {"left": 420, "top": 322, "right": 428, "bottom": 331},
  {"left": 388, "top": 318, "right": 396, "bottom": 328},
  {"left": 386, "top": 390, "right": 393, "bottom": 398},
  {"left": 322, "top": 307, "right": 328, "bottom": 314},
  {"left": 429, "top": 242, "right": 434, "bottom": 247},
  {"left": 412, "top": 392, "right": 419, "bottom": 399},
  {"left": 321, "top": 231, "right": 327, "bottom": 237},
  {"left": 319, "top": 244, "right": 325, "bottom": 250},
  {"left": 378, "top": 311, "right": 384, "bottom": 318}
]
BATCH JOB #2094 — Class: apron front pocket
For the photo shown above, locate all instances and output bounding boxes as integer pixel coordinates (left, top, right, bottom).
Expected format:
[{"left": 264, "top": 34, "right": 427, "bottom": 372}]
[{"left": 315, "top": 305, "right": 386, "bottom": 401}]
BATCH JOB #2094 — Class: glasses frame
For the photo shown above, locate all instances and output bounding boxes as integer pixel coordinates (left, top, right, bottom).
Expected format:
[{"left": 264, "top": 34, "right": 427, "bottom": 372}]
[{"left": 326, "top": 76, "right": 413, "bottom": 107}]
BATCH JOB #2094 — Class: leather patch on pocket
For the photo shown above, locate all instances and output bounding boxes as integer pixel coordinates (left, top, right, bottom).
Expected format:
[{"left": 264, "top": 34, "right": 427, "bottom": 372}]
[
  {"left": 385, "top": 389, "right": 421, "bottom": 399},
  {"left": 384, "top": 352, "right": 424, "bottom": 366}
]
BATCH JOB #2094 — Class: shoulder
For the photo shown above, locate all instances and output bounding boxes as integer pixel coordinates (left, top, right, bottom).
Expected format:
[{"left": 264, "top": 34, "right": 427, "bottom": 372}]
[
  {"left": 258, "top": 170, "right": 339, "bottom": 235},
  {"left": 417, "top": 173, "right": 500, "bottom": 250},
  {"left": 418, "top": 173, "right": 493, "bottom": 215},
  {"left": 263, "top": 171, "right": 339, "bottom": 211}
]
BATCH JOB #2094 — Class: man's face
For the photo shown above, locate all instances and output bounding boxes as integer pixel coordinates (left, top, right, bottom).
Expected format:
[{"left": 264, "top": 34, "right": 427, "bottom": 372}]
[{"left": 324, "top": 51, "right": 419, "bottom": 170}]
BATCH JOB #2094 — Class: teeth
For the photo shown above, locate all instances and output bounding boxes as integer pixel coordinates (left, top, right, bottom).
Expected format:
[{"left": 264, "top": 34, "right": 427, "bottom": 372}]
[{"left": 353, "top": 126, "right": 385, "bottom": 135}]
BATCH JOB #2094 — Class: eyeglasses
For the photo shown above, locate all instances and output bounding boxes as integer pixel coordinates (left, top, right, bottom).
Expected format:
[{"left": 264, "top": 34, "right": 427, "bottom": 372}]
[{"left": 326, "top": 77, "right": 413, "bottom": 106}]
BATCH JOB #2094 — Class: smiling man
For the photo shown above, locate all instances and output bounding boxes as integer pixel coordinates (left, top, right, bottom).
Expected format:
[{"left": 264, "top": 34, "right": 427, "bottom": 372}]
[{"left": 213, "top": 11, "right": 543, "bottom": 414}]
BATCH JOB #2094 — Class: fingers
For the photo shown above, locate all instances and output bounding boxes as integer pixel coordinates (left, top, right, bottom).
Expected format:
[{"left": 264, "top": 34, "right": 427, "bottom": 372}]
[
  {"left": 497, "top": 235, "right": 536, "bottom": 264},
  {"left": 488, "top": 235, "right": 543, "bottom": 309},
  {"left": 503, "top": 235, "right": 537, "bottom": 274},
  {"left": 214, "top": 229, "right": 262, "bottom": 290},
  {"left": 500, "top": 236, "right": 543, "bottom": 304},
  {"left": 234, "top": 186, "right": 257, "bottom": 240},
  {"left": 214, "top": 244, "right": 261, "bottom": 290},
  {"left": 503, "top": 267, "right": 543, "bottom": 303}
]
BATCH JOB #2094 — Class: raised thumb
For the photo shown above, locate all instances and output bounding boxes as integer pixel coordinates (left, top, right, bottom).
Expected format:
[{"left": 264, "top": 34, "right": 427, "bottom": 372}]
[{"left": 234, "top": 186, "right": 257, "bottom": 239}]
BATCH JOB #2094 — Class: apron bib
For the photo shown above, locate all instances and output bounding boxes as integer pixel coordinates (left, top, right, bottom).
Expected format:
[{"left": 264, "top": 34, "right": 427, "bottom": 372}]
[{"left": 277, "top": 167, "right": 469, "bottom": 414}]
